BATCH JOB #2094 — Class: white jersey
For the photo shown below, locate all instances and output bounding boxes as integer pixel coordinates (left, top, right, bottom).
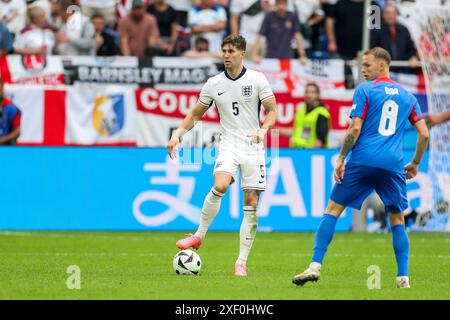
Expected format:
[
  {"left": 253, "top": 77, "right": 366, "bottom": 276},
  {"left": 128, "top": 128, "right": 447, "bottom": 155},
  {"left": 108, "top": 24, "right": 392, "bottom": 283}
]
[
  {"left": 13, "top": 25, "right": 55, "bottom": 53},
  {"left": 198, "top": 67, "right": 274, "bottom": 153}
]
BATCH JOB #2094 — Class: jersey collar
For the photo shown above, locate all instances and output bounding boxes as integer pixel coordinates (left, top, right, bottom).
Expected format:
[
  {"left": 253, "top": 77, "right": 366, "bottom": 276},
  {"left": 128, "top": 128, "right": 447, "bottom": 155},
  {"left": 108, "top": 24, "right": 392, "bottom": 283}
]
[
  {"left": 224, "top": 66, "right": 247, "bottom": 81},
  {"left": 373, "top": 76, "right": 396, "bottom": 85}
]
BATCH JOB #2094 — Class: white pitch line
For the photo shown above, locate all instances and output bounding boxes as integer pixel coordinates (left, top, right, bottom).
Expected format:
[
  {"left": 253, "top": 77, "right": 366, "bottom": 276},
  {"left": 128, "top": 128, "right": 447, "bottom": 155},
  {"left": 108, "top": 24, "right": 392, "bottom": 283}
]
[
  {"left": 0, "top": 231, "right": 176, "bottom": 241},
  {"left": 0, "top": 231, "right": 449, "bottom": 242},
  {"left": 7, "top": 252, "right": 168, "bottom": 257},
  {"left": 3, "top": 251, "right": 450, "bottom": 259}
]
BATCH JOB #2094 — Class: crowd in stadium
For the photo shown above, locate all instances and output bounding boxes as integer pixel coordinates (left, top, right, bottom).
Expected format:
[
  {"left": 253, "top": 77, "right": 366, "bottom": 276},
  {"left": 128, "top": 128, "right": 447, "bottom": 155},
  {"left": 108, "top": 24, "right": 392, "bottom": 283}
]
[{"left": 0, "top": 0, "right": 448, "bottom": 60}]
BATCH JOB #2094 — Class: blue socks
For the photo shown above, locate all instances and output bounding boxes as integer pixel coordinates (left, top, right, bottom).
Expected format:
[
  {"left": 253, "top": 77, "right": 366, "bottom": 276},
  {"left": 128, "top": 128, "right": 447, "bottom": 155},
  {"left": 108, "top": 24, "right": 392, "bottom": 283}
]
[
  {"left": 392, "top": 224, "right": 409, "bottom": 276},
  {"left": 310, "top": 214, "right": 409, "bottom": 276},
  {"left": 312, "top": 214, "right": 338, "bottom": 264}
]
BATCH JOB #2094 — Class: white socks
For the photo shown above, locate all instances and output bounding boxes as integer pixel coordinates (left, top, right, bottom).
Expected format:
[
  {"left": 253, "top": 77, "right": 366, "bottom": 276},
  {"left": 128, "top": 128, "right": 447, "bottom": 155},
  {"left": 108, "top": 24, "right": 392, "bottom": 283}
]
[
  {"left": 309, "top": 262, "right": 322, "bottom": 272},
  {"left": 237, "top": 206, "right": 258, "bottom": 264},
  {"left": 195, "top": 188, "right": 224, "bottom": 239},
  {"left": 195, "top": 191, "right": 259, "bottom": 265}
]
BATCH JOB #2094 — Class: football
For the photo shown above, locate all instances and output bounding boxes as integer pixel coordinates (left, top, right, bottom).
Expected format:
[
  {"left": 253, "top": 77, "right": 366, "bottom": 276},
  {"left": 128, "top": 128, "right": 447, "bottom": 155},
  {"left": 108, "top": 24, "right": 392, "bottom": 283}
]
[{"left": 173, "top": 250, "right": 202, "bottom": 275}]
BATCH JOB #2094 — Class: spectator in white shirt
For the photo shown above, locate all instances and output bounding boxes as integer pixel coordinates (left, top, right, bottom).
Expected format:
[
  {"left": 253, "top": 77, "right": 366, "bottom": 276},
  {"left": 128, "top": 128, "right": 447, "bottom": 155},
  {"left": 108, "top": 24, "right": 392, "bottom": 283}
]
[
  {"left": 14, "top": 5, "right": 55, "bottom": 55},
  {"left": 0, "top": 0, "right": 26, "bottom": 36},
  {"left": 55, "top": 0, "right": 95, "bottom": 55},
  {"left": 230, "top": 0, "right": 274, "bottom": 58},
  {"left": 188, "top": 0, "right": 227, "bottom": 54}
]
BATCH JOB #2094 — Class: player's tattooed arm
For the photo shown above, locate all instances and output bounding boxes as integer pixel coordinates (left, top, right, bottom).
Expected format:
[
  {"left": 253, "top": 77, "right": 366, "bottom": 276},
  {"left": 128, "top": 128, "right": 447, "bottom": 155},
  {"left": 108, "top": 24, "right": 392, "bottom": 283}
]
[
  {"left": 261, "top": 97, "right": 278, "bottom": 132},
  {"left": 334, "top": 117, "right": 363, "bottom": 184},
  {"left": 339, "top": 117, "right": 363, "bottom": 159}
]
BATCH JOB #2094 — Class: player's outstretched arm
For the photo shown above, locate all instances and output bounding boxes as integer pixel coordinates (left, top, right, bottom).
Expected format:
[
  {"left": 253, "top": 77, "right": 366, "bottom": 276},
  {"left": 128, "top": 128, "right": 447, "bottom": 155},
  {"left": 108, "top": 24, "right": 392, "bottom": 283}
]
[
  {"left": 334, "top": 117, "right": 363, "bottom": 184},
  {"left": 167, "top": 102, "right": 209, "bottom": 159},
  {"left": 249, "top": 97, "right": 278, "bottom": 144},
  {"left": 404, "top": 119, "right": 429, "bottom": 179},
  {"left": 422, "top": 109, "right": 450, "bottom": 128},
  {"left": 277, "top": 127, "right": 294, "bottom": 137}
]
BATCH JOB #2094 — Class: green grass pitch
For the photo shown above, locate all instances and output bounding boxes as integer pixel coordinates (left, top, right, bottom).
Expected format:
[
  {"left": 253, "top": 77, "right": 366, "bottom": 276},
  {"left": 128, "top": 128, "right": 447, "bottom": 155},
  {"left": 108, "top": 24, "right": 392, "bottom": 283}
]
[{"left": 1, "top": 231, "right": 449, "bottom": 300}]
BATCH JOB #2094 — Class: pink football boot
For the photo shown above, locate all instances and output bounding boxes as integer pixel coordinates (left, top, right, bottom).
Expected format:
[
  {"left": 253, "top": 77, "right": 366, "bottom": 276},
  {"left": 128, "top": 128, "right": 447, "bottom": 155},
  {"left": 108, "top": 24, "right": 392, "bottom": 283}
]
[
  {"left": 234, "top": 262, "right": 248, "bottom": 276},
  {"left": 176, "top": 233, "right": 202, "bottom": 250}
]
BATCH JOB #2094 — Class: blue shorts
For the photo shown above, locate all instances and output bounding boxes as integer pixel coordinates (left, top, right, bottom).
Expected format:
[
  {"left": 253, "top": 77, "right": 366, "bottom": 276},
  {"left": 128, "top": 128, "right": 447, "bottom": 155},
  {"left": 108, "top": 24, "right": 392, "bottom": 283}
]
[{"left": 330, "top": 162, "right": 408, "bottom": 213}]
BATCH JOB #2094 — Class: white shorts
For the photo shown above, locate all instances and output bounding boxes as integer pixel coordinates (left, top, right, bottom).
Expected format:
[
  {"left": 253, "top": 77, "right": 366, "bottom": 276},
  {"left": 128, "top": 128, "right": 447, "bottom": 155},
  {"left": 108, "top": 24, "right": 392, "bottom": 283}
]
[{"left": 213, "top": 145, "right": 266, "bottom": 191}]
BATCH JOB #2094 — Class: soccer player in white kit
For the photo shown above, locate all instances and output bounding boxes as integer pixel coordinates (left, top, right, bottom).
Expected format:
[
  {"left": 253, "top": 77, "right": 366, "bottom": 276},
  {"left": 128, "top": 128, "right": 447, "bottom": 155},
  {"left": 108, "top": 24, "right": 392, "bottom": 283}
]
[{"left": 167, "top": 35, "right": 278, "bottom": 276}]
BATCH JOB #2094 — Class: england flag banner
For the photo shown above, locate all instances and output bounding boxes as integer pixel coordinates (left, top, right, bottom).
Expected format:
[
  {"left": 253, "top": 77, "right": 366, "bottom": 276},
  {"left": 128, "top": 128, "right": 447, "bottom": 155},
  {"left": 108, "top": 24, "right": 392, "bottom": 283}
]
[{"left": 5, "top": 85, "right": 137, "bottom": 146}]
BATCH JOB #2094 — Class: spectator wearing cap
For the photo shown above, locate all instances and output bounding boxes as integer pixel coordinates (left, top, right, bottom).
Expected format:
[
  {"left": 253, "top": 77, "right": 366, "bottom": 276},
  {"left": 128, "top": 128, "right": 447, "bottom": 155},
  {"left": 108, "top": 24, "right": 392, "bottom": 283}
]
[
  {"left": 370, "top": 3, "right": 419, "bottom": 70},
  {"left": 117, "top": 0, "right": 152, "bottom": 23},
  {"left": 55, "top": 0, "right": 95, "bottom": 55},
  {"left": 118, "top": 0, "right": 160, "bottom": 57},
  {"left": 14, "top": 6, "right": 55, "bottom": 55},
  {"left": 80, "top": 0, "right": 117, "bottom": 28},
  {"left": 0, "top": 79, "right": 21, "bottom": 146}
]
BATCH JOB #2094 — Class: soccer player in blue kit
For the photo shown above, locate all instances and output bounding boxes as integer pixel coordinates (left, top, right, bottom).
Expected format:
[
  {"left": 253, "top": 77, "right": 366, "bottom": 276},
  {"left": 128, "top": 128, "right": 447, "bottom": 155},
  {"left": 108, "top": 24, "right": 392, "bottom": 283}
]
[{"left": 292, "top": 47, "right": 429, "bottom": 289}]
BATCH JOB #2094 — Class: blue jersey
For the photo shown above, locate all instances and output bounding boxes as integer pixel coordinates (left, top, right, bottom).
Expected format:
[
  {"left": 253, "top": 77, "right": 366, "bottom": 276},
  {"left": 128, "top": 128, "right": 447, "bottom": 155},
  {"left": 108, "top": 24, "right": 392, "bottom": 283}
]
[{"left": 349, "top": 77, "right": 422, "bottom": 173}]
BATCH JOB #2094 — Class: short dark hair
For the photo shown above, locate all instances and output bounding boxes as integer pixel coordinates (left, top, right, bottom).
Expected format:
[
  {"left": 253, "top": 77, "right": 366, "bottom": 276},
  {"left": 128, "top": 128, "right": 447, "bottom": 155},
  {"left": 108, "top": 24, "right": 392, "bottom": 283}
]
[
  {"left": 91, "top": 13, "right": 105, "bottom": 20},
  {"left": 306, "top": 82, "right": 320, "bottom": 95},
  {"left": 195, "top": 37, "right": 209, "bottom": 45},
  {"left": 221, "top": 34, "right": 246, "bottom": 51},
  {"left": 364, "top": 47, "right": 391, "bottom": 65},
  {"left": 91, "top": 12, "right": 105, "bottom": 20}
]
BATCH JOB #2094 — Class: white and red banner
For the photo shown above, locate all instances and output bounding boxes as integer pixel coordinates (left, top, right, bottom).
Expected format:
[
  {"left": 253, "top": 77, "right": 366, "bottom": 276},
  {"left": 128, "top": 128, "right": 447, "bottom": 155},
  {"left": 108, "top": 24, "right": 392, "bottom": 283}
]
[
  {"left": 5, "top": 85, "right": 136, "bottom": 146},
  {"left": 136, "top": 88, "right": 221, "bottom": 148},
  {"left": 0, "top": 55, "right": 64, "bottom": 85}
]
